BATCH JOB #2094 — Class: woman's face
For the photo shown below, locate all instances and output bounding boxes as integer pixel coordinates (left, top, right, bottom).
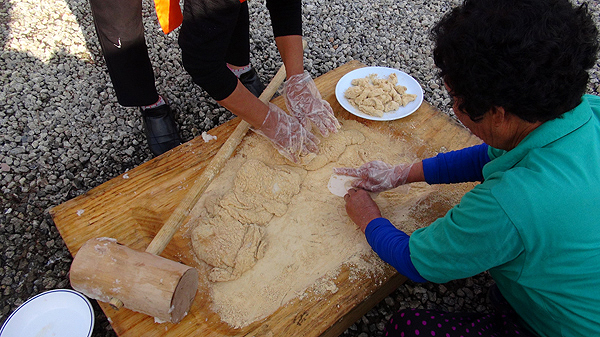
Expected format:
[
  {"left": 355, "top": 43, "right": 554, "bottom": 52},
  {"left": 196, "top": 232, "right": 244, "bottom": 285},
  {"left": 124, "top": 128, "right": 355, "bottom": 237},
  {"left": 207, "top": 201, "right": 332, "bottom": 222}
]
[
  {"left": 452, "top": 101, "right": 487, "bottom": 138},
  {"left": 447, "top": 85, "right": 497, "bottom": 146},
  {"left": 447, "top": 86, "right": 541, "bottom": 151}
]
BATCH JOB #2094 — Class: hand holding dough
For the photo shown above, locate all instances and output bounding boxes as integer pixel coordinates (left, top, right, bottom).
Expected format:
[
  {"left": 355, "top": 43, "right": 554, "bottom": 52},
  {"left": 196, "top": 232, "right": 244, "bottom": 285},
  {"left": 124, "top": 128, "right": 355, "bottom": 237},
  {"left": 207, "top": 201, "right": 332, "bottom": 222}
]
[
  {"left": 327, "top": 173, "right": 379, "bottom": 199},
  {"left": 284, "top": 71, "right": 341, "bottom": 137},
  {"left": 253, "top": 103, "right": 319, "bottom": 164},
  {"left": 334, "top": 160, "right": 413, "bottom": 192}
]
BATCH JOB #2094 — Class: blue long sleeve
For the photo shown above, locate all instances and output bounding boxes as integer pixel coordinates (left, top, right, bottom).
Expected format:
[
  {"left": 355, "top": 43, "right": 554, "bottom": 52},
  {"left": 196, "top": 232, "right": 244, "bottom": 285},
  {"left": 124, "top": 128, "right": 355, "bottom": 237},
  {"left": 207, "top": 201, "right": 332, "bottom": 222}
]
[
  {"left": 422, "top": 144, "right": 490, "bottom": 184},
  {"left": 365, "top": 218, "right": 427, "bottom": 283},
  {"left": 362, "top": 145, "right": 490, "bottom": 282}
]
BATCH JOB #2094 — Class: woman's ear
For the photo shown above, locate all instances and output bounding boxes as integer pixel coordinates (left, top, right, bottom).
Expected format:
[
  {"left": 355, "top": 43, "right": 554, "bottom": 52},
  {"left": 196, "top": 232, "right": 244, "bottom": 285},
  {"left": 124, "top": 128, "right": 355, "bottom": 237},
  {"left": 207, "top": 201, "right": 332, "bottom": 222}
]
[{"left": 490, "top": 106, "right": 508, "bottom": 128}]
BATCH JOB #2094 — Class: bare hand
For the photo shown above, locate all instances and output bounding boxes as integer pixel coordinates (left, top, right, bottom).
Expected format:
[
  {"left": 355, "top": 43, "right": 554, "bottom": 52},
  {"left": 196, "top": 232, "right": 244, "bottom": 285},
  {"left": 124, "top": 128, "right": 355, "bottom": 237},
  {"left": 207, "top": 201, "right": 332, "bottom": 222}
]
[{"left": 343, "top": 188, "right": 382, "bottom": 232}]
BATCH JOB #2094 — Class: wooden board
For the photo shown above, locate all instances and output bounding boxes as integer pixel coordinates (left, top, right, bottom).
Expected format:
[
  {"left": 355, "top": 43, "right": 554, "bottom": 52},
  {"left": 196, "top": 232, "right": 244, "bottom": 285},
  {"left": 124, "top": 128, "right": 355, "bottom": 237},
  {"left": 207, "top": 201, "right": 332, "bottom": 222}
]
[{"left": 50, "top": 61, "right": 482, "bottom": 337}]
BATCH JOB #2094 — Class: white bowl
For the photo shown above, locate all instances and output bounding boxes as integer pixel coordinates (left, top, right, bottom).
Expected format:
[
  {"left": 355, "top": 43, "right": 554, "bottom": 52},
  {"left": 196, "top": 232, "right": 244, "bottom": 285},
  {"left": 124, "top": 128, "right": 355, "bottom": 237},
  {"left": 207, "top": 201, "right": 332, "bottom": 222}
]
[
  {"left": 335, "top": 66, "right": 424, "bottom": 121},
  {"left": 0, "top": 289, "right": 94, "bottom": 337}
]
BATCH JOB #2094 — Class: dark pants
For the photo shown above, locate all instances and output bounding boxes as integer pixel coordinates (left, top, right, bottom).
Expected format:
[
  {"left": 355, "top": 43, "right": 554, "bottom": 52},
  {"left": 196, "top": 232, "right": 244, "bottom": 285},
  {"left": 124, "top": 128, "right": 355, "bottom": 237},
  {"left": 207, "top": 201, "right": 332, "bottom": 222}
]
[
  {"left": 385, "top": 285, "right": 538, "bottom": 337},
  {"left": 178, "top": 0, "right": 250, "bottom": 100},
  {"left": 90, "top": 0, "right": 251, "bottom": 103},
  {"left": 89, "top": 0, "right": 158, "bottom": 106}
]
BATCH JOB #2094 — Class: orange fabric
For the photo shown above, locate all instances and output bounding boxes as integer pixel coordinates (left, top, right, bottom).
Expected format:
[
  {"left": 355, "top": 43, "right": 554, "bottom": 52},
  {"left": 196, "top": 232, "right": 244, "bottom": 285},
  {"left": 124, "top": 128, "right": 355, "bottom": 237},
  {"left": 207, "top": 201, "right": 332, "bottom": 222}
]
[
  {"left": 155, "top": 0, "right": 246, "bottom": 34},
  {"left": 154, "top": 0, "right": 183, "bottom": 34}
]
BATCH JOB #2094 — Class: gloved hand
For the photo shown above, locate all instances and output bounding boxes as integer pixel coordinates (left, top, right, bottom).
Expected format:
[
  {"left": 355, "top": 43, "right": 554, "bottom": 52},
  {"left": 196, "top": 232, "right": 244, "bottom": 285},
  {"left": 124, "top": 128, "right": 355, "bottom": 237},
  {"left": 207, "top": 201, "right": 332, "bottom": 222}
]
[
  {"left": 334, "top": 161, "right": 413, "bottom": 192},
  {"left": 253, "top": 103, "right": 320, "bottom": 163},
  {"left": 283, "top": 71, "right": 341, "bottom": 137}
]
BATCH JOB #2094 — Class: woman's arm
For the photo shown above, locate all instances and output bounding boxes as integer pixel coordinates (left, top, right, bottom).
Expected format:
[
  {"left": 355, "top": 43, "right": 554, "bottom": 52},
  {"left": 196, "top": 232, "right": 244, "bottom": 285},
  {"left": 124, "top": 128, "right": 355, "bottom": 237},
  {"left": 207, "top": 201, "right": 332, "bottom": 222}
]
[
  {"left": 343, "top": 189, "right": 426, "bottom": 282},
  {"left": 423, "top": 143, "right": 490, "bottom": 184},
  {"left": 366, "top": 218, "right": 427, "bottom": 283}
]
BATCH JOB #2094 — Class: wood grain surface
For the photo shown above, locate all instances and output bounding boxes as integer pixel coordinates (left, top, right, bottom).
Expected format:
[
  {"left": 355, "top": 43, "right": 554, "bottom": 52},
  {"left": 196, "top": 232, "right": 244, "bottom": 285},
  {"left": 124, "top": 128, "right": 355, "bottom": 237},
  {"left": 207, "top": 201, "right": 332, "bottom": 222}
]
[{"left": 50, "top": 61, "right": 482, "bottom": 337}]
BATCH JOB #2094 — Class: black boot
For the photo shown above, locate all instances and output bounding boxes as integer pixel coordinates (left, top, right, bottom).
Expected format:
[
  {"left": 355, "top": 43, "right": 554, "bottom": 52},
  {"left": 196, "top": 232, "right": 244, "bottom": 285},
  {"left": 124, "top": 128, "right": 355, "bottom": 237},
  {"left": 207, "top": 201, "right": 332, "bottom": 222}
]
[
  {"left": 141, "top": 103, "right": 182, "bottom": 156},
  {"left": 239, "top": 68, "right": 265, "bottom": 98}
]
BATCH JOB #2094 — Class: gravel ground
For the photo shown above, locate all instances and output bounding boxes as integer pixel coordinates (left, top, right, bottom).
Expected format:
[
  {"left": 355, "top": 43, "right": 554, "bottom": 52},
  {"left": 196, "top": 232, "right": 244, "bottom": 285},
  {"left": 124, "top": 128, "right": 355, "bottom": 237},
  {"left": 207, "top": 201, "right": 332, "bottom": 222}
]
[{"left": 1, "top": 0, "right": 599, "bottom": 336}]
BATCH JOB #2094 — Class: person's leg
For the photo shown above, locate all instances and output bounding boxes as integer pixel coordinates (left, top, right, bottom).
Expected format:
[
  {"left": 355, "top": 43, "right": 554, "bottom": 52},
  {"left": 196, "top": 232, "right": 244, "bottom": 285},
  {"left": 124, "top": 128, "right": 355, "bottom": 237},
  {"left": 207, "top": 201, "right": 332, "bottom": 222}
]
[
  {"left": 224, "top": 1, "right": 250, "bottom": 67},
  {"left": 179, "top": 0, "right": 240, "bottom": 101},
  {"left": 89, "top": 0, "right": 158, "bottom": 106},
  {"left": 179, "top": 0, "right": 259, "bottom": 101},
  {"left": 139, "top": 99, "right": 182, "bottom": 156},
  {"left": 89, "top": 0, "right": 181, "bottom": 156},
  {"left": 225, "top": 1, "right": 264, "bottom": 97}
]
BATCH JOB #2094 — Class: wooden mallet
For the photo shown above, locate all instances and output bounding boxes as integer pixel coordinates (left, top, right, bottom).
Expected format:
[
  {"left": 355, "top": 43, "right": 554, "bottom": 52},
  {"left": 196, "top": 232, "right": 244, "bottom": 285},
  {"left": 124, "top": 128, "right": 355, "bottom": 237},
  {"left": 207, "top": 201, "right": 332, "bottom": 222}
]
[{"left": 69, "top": 60, "right": 291, "bottom": 323}]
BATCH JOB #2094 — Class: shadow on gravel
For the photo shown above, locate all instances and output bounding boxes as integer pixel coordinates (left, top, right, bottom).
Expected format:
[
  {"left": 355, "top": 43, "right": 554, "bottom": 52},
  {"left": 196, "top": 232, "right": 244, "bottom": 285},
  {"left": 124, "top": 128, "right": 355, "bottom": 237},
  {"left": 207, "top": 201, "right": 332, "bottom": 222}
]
[
  {"left": 0, "top": 0, "right": 232, "bottom": 334},
  {"left": 0, "top": 3, "right": 146, "bottom": 336},
  {"left": 0, "top": 1, "right": 11, "bottom": 49}
]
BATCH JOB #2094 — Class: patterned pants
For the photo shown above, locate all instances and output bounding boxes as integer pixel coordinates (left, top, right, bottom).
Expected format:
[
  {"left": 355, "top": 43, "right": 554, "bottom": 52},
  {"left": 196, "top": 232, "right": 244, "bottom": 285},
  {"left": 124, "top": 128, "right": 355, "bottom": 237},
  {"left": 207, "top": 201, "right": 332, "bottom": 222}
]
[
  {"left": 384, "top": 309, "right": 536, "bottom": 337},
  {"left": 384, "top": 285, "right": 538, "bottom": 337}
]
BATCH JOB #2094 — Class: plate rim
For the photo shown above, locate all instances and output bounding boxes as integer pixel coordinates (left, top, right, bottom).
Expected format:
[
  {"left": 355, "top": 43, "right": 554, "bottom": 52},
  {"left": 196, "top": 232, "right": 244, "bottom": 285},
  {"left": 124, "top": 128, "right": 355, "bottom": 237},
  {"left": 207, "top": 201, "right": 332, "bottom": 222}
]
[
  {"left": 0, "top": 289, "right": 95, "bottom": 337},
  {"left": 335, "top": 66, "right": 424, "bottom": 121}
]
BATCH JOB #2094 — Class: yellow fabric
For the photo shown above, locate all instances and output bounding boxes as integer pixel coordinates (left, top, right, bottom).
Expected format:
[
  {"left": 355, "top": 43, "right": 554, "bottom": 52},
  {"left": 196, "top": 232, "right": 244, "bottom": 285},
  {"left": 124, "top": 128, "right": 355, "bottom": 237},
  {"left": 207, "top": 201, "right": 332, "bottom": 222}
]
[{"left": 154, "top": 0, "right": 246, "bottom": 35}]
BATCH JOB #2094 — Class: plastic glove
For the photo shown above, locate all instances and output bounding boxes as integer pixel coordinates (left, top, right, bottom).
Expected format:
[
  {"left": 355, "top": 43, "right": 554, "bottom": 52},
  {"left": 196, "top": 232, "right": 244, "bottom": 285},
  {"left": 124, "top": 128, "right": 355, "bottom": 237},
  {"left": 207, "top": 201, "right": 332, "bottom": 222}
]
[
  {"left": 334, "top": 161, "right": 413, "bottom": 192},
  {"left": 253, "top": 103, "right": 319, "bottom": 163},
  {"left": 283, "top": 71, "right": 341, "bottom": 137}
]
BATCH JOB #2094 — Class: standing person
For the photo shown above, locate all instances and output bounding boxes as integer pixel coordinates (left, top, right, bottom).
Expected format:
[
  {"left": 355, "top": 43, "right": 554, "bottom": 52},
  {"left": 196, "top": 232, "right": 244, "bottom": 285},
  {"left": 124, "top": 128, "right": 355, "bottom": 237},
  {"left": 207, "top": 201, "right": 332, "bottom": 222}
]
[
  {"left": 336, "top": 0, "right": 600, "bottom": 336},
  {"left": 177, "top": 0, "right": 340, "bottom": 163},
  {"left": 89, "top": 0, "right": 338, "bottom": 159},
  {"left": 89, "top": 0, "right": 185, "bottom": 156}
]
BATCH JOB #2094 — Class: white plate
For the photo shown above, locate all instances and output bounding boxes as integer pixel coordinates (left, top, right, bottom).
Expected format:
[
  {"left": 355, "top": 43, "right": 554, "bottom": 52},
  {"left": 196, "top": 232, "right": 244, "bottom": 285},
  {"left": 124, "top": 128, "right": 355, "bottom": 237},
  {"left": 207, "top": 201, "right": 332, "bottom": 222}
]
[
  {"left": 0, "top": 289, "right": 94, "bottom": 337},
  {"left": 335, "top": 66, "right": 424, "bottom": 121}
]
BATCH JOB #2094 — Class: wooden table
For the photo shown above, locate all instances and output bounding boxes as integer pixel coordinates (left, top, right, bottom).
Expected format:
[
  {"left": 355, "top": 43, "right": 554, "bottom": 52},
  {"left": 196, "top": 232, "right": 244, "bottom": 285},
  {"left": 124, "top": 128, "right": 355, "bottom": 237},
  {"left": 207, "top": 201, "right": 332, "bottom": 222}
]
[{"left": 50, "top": 61, "right": 481, "bottom": 337}]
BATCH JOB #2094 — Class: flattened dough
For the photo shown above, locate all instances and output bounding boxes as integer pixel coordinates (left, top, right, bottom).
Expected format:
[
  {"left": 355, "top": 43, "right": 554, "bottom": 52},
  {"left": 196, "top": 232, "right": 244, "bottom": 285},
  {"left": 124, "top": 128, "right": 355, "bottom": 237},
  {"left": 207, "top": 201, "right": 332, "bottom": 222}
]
[
  {"left": 186, "top": 119, "right": 435, "bottom": 328},
  {"left": 191, "top": 212, "right": 266, "bottom": 282},
  {"left": 191, "top": 159, "right": 305, "bottom": 282},
  {"left": 301, "top": 129, "right": 366, "bottom": 170}
]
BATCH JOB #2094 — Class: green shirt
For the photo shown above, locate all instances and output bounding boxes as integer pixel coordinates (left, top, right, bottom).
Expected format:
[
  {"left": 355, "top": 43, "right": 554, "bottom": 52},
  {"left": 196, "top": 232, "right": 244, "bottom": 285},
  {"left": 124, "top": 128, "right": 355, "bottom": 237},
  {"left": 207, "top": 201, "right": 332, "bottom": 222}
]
[{"left": 409, "top": 95, "right": 600, "bottom": 337}]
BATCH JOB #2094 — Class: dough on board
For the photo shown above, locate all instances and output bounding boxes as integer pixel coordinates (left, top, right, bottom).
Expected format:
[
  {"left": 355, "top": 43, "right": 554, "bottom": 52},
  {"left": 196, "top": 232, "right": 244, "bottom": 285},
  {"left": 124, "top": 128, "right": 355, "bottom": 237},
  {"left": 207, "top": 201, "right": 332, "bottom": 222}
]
[
  {"left": 191, "top": 211, "right": 266, "bottom": 282},
  {"left": 186, "top": 119, "right": 434, "bottom": 328},
  {"left": 191, "top": 159, "right": 306, "bottom": 282},
  {"left": 300, "top": 129, "right": 366, "bottom": 170}
]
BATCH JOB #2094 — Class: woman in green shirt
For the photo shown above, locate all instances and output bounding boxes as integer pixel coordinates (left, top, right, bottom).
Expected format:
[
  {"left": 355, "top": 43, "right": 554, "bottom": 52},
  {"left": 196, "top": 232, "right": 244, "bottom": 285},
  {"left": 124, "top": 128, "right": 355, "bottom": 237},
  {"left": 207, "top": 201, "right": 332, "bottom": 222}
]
[{"left": 337, "top": 0, "right": 600, "bottom": 336}]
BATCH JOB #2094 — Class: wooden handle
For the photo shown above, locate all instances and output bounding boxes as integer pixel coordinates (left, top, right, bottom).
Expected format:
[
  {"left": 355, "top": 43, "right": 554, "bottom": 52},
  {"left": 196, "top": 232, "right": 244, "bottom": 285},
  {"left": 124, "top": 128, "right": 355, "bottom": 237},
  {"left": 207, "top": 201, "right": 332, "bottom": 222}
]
[{"left": 145, "top": 64, "right": 289, "bottom": 255}]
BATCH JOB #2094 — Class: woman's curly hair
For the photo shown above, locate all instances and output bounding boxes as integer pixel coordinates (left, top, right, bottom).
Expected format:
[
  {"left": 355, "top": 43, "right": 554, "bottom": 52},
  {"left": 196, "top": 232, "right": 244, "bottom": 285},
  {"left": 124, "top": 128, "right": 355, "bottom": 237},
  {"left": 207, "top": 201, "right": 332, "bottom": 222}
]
[{"left": 432, "top": 0, "right": 599, "bottom": 123}]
